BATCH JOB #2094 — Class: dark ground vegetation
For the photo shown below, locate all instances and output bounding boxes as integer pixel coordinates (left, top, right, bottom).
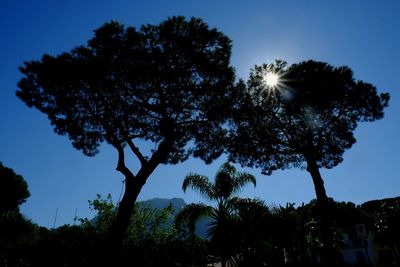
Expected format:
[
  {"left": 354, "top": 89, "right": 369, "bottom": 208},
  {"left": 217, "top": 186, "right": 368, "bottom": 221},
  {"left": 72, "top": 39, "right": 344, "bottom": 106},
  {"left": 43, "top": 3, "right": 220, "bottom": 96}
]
[{"left": 1, "top": 162, "right": 399, "bottom": 267}]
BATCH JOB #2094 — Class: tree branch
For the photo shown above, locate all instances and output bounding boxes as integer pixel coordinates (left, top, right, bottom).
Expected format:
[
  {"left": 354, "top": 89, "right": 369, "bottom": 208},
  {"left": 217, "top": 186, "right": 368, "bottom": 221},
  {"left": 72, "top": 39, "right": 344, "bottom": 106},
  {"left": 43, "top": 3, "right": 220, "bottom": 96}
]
[
  {"left": 113, "top": 141, "right": 135, "bottom": 180},
  {"left": 96, "top": 88, "right": 148, "bottom": 167},
  {"left": 124, "top": 137, "right": 147, "bottom": 166}
]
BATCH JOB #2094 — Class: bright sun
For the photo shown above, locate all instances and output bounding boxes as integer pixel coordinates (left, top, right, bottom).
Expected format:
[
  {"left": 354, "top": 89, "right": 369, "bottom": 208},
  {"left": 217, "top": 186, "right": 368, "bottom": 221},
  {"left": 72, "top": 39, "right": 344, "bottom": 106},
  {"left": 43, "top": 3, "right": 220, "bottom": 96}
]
[{"left": 264, "top": 72, "right": 279, "bottom": 87}]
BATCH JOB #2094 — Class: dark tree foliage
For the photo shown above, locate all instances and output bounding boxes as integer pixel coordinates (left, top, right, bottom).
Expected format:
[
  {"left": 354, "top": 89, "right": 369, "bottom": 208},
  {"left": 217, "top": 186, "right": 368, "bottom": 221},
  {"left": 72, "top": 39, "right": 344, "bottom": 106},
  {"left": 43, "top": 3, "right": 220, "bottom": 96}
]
[
  {"left": 229, "top": 60, "right": 389, "bottom": 202},
  {"left": 0, "top": 163, "right": 38, "bottom": 267},
  {"left": 264, "top": 199, "right": 373, "bottom": 267},
  {"left": 361, "top": 196, "right": 400, "bottom": 259},
  {"left": 16, "top": 16, "right": 235, "bottom": 251},
  {"left": 0, "top": 162, "right": 30, "bottom": 214},
  {"left": 228, "top": 60, "right": 389, "bottom": 265},
  {"left": 231, "top": 198, "right": 272, "bottom": 267}
]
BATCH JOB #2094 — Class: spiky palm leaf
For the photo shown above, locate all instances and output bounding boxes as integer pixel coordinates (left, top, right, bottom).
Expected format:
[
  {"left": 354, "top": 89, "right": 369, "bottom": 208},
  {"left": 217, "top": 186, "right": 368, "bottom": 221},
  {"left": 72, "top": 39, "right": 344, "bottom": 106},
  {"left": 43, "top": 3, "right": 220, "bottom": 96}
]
[
  {"left": 231, "top": 172, "right": 256, "bottom": 195},
  {"left": 182, "top": 174, "right": 215, "bottom": 201},
  {"left": 175, "top": 203, "right": 213, "bottom": 236},
  {"left": 180, "top": 162, "right": 257, "bottom": 266},
  {"left": 214, "top": 163, "right": 256, "bottom": 199}
]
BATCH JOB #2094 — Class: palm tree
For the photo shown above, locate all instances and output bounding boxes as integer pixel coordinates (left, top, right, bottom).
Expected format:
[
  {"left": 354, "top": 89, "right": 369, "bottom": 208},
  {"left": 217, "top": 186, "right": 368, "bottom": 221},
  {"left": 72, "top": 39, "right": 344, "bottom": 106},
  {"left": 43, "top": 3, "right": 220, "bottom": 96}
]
[
  {"left": 230, "top": 198, "right": 272, "bottom": 266},
  {"left": 175, "top": 162, "right": 256, "bottom": 267}
]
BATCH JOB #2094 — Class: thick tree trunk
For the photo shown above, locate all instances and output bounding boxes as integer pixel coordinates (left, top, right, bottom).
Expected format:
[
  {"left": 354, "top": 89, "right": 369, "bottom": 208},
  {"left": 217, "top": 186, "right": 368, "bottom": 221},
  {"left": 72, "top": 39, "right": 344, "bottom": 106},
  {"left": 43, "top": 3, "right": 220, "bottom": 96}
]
[
  {"left": 305, "top": 155, "right": 337, "bottom": 267},
  {"left": 103, "top": 139, "right": 172, "bottom": 265},
  {"left": 108, "top": 174, "right": 144, "bottom": 252},
  {"left": 108, "top": 160, "right": 160, "bottom": 250},
  {"left": 305, "top": 156, "right": 329, "bottom": 207}
]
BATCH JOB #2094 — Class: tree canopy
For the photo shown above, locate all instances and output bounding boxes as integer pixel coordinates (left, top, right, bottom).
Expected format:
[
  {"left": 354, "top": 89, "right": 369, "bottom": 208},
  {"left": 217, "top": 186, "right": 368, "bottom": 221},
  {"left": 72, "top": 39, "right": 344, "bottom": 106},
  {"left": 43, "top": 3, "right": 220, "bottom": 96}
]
[
  {"left": 0, "top": 162, "right": 30, "bottom": 214},
  {"left": 17, "top": 16, "right": 235, "bottom": 163},
  {"left": 229, "top": 60, "right": 389, "bottom": 175},
  {"left": 16, "top": 16, "right": 236, "bottom": 250}
]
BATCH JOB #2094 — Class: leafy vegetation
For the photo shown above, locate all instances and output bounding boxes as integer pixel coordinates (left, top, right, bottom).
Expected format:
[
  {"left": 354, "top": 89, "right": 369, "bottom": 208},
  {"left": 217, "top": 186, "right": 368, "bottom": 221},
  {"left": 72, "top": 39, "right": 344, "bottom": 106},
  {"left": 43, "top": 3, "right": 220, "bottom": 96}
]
[
  {"left": 1, "top": 184, "right": 399, "bottom": 266},
  {"left": 0, "top": 162, "right": 30, "bottom": 214}
]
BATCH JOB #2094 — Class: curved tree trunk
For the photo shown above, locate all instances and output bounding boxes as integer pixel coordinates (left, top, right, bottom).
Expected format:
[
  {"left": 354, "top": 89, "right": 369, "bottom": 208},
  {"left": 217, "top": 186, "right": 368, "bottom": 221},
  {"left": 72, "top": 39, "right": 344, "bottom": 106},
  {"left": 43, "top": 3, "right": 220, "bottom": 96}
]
[
  {"left": 305, "top": 156, "right": 329, "bottom": 207},
  {"left": 104, "top": 139, "right": 172, "bottom": 265},
  {"left": 104, "top": 172, "right": 152, "bottom": 266},
  {"left": 305, "top": 155, "right": 337, "bottom": 267},
  {"left": 110, "top": 161, "right": 161, "bottom": 242},
  {"left": 108, "top": 174, "right": 144, "bottom": 252}
]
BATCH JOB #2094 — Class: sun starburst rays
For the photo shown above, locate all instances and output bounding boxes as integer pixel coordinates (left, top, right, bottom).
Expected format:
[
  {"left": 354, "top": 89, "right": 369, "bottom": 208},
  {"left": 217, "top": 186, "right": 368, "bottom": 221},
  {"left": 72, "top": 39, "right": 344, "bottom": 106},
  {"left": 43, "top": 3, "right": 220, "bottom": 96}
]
[
  {"left": 264, "top": 72, "right": 279, "bottom": 87},
  {"left": 259, "top": 70, "right": 285, "bottom": 100}
]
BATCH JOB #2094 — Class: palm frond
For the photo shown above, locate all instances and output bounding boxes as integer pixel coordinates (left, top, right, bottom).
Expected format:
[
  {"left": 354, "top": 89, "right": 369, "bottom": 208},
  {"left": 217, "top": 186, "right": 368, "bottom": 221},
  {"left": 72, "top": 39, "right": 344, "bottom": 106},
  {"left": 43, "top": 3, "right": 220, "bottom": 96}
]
[
  {"left": 207, "top": 206, "right": 236, "bottom": 242},
  {"left": 217, "top": 162, "right": 237, "bottom": 178},
  {"left": 214, "top": 162, "right": 239, "bottom": 198},
  {"left": 231, "top": 172, "right": 256, "bottom": 195},
  {"left": 182, "top": 173, "right": 215, "bottom": 200},
  {"left": 229, "top": 197, "right": 268, "bottom": 217},
  {"left": 175, "top": 203, "right": 213, "bottom": 235},
  {"left": 214, "top": 163, "right": 256, "bottom": 198}
]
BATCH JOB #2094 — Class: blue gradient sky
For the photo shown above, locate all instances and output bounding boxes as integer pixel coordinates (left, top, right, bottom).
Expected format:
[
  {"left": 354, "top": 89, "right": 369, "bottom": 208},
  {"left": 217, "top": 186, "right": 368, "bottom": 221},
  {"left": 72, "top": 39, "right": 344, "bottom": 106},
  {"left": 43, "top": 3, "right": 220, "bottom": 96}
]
[{"left": 0, "top": 1, "right": 399, "bottom": 228}]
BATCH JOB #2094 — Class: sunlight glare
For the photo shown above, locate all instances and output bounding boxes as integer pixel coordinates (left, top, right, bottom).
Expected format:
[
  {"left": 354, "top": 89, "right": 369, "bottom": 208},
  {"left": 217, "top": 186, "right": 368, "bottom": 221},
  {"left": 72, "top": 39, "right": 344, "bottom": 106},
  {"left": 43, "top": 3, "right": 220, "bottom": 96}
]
[{"left": 264, "top": 72, "right": 279, "bottom": 87}]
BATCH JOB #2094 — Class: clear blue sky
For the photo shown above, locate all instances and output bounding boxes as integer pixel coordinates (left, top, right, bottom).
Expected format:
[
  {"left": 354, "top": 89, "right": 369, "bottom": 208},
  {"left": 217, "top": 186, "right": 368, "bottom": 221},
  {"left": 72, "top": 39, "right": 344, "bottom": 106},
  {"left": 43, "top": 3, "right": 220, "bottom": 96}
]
[{"left": 0, "top": 0, "right": 399, "bottom": 228}]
